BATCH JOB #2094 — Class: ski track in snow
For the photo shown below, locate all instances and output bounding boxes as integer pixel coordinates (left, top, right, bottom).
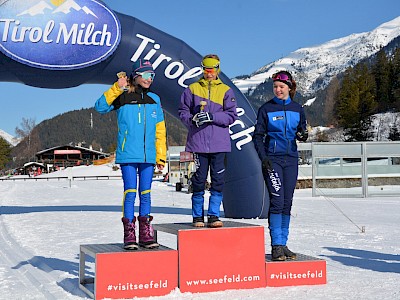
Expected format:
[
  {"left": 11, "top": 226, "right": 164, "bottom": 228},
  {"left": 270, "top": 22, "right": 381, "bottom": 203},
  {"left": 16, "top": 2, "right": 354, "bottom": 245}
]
[
  {"left": 0, "top": 183, "right": 86, "bottom": 299},
  {"left": 0, "top": 175, "right": 399, "bottom": 299}
]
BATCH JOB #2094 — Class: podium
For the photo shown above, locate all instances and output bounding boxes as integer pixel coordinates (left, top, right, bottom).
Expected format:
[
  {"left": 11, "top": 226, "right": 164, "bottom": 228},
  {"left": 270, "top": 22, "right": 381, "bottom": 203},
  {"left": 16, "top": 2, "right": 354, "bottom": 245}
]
[
  {"left": 265, "top": 253, "right": 327, "bottom": 286},
  {"left": 153, "top": 221, "right": 267, "bottom": 293},
  {"left": 79, "top": 243, "right": 178, "bottom": 299},
  {"left": 79, "top": 222, "right": 327, "bottom": 298}
]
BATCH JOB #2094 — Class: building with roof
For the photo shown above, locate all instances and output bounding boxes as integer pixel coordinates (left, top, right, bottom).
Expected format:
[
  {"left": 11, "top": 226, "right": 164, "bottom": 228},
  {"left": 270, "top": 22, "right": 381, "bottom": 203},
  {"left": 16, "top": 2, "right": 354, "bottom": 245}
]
[{"left": 36, "top": 145, "right": 109, "bottom": 170}]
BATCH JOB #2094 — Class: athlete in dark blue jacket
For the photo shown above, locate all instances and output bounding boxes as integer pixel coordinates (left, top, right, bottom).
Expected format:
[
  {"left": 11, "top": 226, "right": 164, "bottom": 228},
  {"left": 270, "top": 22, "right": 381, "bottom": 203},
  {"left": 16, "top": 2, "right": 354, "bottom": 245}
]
[{"left": 253, "top": 70, "right": 308, "bottom": 261}]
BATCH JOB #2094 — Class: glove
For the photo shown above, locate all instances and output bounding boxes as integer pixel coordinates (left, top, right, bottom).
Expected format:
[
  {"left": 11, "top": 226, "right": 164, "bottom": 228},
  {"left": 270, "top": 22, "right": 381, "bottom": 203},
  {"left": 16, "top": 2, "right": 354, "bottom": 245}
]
[
  {"left": 192, "top": 111, "right": 213, "bottom": 127},
  {"left": 262, "top": 158, "right": 274, "bottom": 172},
  {"left": 296, "top": 129, "right": 308, "bottom": 142}
]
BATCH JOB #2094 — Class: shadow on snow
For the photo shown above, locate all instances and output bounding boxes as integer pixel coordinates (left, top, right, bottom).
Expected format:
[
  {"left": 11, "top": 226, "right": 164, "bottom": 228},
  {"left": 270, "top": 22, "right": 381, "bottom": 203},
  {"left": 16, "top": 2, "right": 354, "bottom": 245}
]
[
  {"left": 322, "top": 247, "right": 400, "bottom": 274},
  {"left": 0, "top": 205, "right": 192, "bottom": 215},
  {"left": 12, "top": 254, "right": 92, "bottom": 297}
]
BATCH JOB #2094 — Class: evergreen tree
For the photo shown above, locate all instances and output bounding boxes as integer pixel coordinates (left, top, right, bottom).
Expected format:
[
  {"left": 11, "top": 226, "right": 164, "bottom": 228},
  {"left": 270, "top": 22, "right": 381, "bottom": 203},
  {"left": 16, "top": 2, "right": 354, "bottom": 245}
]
[
  {"left": 336, "top": 63, "right": 377, "bottom": 141},
  {"left": 337, "top": 68, "right": 359, "bottom": 129},
  {"left": 390, "top": 48, "right": 400, "bottom": 110},
  {"left": 0, "top": 137, "right": 12, "bottom": 170},
  {"left": 373, "top": 50, "right": 391, "bottom": 111}
]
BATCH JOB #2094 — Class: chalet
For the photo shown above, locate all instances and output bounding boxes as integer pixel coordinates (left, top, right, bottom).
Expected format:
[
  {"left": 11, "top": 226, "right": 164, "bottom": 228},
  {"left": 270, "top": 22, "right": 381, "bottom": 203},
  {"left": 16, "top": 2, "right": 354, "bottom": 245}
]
[
  {"left": 22, "top": 162, "right": 45, "bottom": 176},
  {"left": 36, "top": 145, "right": 109, "bottom": 169}
]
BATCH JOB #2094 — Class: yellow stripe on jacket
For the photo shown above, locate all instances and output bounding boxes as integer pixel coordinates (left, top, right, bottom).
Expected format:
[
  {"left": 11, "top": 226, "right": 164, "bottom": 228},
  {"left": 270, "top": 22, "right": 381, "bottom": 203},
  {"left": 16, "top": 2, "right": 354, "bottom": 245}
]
[
  {"left": 103, "top": 82, "right": 124, "bottom": 105},
  {"left": 189, "top": 78, "right": 230, "bottom": 105},
  {"left": 155, "top": 120, "right": 167, "bottom": 166}
]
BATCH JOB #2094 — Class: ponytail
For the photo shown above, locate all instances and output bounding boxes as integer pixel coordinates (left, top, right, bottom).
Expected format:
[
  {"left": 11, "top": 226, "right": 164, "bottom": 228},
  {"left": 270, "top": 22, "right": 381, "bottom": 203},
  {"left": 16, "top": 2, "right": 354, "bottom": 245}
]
[{"left": 289, "top": 79, "right": 296, "bottom": 100}]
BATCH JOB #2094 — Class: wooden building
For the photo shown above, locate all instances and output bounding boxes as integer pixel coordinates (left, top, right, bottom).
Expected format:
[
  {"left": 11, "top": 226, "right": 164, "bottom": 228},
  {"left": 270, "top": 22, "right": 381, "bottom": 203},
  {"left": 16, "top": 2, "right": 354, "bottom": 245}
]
[
  {"left": 36, "top": 145, "right": 109, "bottom": 169},
  {"left": 22, "top": 162, "right": 45, "bottom": 176}
]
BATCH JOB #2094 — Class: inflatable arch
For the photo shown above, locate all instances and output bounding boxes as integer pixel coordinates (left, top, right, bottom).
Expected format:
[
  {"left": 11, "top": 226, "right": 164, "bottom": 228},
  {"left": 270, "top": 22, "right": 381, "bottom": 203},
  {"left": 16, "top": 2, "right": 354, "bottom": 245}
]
[{"left": 0, "top": 0, "right": 269, "bottom": 218}]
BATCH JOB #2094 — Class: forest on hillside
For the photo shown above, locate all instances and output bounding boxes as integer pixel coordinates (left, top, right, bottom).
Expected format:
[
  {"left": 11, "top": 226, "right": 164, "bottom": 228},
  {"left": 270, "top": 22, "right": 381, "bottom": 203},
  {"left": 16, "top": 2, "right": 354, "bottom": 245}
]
[{"left": 2, "top": 45, "right": 400, "bottom": 170}]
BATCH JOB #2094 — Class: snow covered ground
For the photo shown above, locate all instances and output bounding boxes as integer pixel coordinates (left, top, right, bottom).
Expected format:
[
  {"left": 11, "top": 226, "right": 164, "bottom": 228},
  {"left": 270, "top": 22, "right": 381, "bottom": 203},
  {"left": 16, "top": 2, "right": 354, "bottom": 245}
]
[{"left": 0, "top": 164, "right": 399, "bottom": 299}]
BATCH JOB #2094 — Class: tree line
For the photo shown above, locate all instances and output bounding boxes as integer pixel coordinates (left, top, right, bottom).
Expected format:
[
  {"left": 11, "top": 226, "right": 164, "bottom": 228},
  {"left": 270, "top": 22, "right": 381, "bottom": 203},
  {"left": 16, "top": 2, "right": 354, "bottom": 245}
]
[
  {"left": 335, "top": 48, "right": 400, "bottom": 141},
  {"left": 1, "top": 46, "right": 399, "bottom": 171},
  {"left": 2, "top": 109, "right": 187, "bottom": 170}
]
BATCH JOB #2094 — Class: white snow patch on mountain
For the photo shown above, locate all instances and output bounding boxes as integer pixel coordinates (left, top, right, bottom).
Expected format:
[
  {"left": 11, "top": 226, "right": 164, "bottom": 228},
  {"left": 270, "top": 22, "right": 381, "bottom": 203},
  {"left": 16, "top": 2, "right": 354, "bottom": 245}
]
[
  {"left": 17, "top": 1, "right": 53, "bottom": 16},
  {"left": 233, "top": 16, "right": 400, "bottom": 97},
  {"left": 0, "top": 129, "right": 19, "bottom": 146}
]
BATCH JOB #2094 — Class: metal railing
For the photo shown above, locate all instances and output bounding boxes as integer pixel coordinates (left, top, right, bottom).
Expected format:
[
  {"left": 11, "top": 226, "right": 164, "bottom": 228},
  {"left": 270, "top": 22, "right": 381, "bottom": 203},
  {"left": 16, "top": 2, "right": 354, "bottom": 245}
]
[
  {"left": 0, "top": 175, "right": 122, "bottom": 182},
  {"left": 310, "top": 141, "right": 400, "bottom": 197}
]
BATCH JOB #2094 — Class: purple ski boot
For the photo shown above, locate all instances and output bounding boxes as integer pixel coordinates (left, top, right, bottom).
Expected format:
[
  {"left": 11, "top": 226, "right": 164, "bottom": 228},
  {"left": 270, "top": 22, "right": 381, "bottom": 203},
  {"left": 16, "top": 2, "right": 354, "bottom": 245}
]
[
  {"left": 138, "top": 215, "right": 159, "bottom": 249},
  {"left": 122, "top": 217, "right": 138, "bottom": 250}
]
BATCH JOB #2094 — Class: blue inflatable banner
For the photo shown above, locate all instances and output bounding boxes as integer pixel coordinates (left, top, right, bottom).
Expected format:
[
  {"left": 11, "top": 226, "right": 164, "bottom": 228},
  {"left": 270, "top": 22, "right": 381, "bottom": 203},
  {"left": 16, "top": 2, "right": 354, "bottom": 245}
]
[{"left": 0, "top": 0, "right": 269, "bottom": 218}]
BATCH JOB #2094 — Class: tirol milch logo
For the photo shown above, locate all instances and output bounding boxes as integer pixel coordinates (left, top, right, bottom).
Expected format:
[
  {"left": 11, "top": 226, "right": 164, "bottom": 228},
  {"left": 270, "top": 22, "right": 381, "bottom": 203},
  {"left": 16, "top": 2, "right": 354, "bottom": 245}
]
[{"left": 0, "top": 0, "right": 121, "bottom": 70}]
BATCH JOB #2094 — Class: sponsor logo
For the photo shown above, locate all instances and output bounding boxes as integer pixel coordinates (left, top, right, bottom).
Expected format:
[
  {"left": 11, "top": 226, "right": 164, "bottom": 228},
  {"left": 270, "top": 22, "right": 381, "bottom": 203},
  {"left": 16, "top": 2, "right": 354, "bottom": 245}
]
[
  {"left": 130, "top": 33, "right": 203, "bottom": 89},
  {"left": 0, "top": 0, "right": 121, "bottom": 69},
  {"left": 269, "top": 171, "right": 281, "bottom": 192},
  {"left": 272, "top": 116, "right": 284, "bottom": 121},
  {"left": 229, "top": 107, "right": 255, "bottom": 150}
]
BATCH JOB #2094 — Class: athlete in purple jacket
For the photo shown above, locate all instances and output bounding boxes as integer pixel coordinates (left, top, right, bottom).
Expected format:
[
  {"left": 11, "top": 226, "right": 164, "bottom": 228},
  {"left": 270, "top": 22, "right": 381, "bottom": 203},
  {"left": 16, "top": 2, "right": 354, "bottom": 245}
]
[{"left": 179, "top": 54, "right": 237, "bottom": 228}]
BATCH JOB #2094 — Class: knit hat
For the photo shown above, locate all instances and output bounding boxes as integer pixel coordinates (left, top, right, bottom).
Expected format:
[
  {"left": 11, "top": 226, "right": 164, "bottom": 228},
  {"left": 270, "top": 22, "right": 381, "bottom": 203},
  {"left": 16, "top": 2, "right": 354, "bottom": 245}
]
[{"left": 131, "top": 59, "right": 154, "bottom": 79}]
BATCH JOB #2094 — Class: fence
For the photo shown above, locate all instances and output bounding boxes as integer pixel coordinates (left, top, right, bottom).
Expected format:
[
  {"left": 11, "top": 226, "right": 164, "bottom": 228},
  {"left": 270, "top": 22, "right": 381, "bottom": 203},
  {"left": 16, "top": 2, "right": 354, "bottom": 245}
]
[
  {"left": 3, "top": 142, "right": 400, "bottom": 197},
  {"left": 308, "top": 142, "right": 400, "bottom": 197},
  {"left": 0, "top": 175, "right": 122, "bottom": 182}
]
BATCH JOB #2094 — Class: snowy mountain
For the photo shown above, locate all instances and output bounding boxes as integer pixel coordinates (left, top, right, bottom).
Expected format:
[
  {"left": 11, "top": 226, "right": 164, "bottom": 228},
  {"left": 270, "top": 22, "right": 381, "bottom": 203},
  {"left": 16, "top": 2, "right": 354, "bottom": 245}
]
[
  {"left": 17, "top": 0, "right": 97, "bottom": 18},
  {"left": 17, "top": 1, "right": 53, "bottom": 16},
  {"left": 233, "top": 16, "right": 400, "bottom": 97},
  {"left": 52, "top": 0, "right": 97, "bottom": 18},
  {"left": 0, "top": 129, "right": 18, "bottom": 147}
]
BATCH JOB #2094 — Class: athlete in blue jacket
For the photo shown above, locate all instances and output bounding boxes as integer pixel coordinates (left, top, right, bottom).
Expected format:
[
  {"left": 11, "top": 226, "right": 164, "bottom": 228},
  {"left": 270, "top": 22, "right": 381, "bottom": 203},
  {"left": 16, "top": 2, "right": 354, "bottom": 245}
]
[
  {"left": 253, "top": 70, "right": 308, "bottom": 261},
  {"left": 95, "top": 59, "right": 166, "bottom": 250}
]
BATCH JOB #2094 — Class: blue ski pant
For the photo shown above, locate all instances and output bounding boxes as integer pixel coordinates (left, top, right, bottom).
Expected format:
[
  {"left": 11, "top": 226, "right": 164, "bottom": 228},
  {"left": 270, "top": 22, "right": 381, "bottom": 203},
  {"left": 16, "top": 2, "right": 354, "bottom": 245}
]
[
  {"left": 262, "top": 155, "right": 298, "bottom": 215},
  {"left": 120, "top": 163, "right": 154, "bottom": 222},
  {"left": 191, "top": 152, "right": 226, "bottom": 193},
  {"left": 191, "top": 153, "right": 226, "bottom": 218}
]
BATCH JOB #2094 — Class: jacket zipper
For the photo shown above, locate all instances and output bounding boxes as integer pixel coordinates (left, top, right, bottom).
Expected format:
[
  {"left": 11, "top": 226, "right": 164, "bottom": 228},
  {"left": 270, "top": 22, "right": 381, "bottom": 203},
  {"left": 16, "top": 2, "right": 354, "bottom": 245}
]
[
  {"left": 144, "top": 105, "right": 147, "bottom": 162},
  {"left": 206, "top": 81, "right": 212, "bottom": 152},
  {"left": 140, "top": 93, "right": 147, "bottom": 162},
  {"left": 283, "top": 100, "right": 290, "bottom": 154},
  {"left": 208, "top": 81, "right": 211, "bottom": 102}
]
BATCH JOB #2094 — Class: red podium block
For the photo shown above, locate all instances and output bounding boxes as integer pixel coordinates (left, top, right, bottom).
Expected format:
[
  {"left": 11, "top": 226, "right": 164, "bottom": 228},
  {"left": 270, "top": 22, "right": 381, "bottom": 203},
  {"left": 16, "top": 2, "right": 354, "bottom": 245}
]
[
  {"left": 79, "top": 243, "right": 178, "bottom": 299},
  {"left": 265, "top": 253, "right": 327, "bottom": 287},
  {"left": 154, "top": 221, "right": 266, "bottom": 293}
]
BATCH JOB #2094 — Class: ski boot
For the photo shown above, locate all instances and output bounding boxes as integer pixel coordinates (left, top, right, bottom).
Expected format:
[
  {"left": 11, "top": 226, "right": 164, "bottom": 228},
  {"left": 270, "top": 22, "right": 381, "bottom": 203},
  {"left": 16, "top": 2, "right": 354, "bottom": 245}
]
[
  {"left": 271, "top": 245, "right": 286, "bottom": 261},
  {"left": 122, "top": 217, "right": 138, "bottom": 250},
  {"left": 138, "top": 215, "right": 159, "bottom": 249},
  {"left": 283, "top": 246, "right": 297, "bottom": 260}
]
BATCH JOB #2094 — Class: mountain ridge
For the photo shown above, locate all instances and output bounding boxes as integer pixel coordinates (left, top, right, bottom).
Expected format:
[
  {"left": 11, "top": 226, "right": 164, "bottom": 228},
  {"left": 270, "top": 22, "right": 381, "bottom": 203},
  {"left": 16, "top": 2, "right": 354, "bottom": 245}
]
[
  {"left": 233, "top": 16, "right": 400, "bottom": 97},
  {"left": 0, "top": 129, "right": 18, "bottom": 146}
]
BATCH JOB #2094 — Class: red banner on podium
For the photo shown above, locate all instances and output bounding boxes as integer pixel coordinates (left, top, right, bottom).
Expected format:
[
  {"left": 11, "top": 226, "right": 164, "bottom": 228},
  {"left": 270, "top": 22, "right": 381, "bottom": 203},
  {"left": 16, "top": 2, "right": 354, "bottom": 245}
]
[
  {"left": 265, "top": 254, "right": 327, "bottom": 287},
  {"left": 178, "top": 224, "right": 266, "bottom": 293}
]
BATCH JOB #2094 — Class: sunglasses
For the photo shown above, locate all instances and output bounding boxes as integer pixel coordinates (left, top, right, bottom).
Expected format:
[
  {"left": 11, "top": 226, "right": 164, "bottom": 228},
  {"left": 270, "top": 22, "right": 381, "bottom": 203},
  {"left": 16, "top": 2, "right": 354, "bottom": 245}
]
[
  {"left": 203, "top": 68, "right": 217, "bottom": 74},
  {"left": 136, "top": 72, "right": 155, "bottom": 80},
  {"left": 272, "top": 73, "right": 290, "bottom": 82}
]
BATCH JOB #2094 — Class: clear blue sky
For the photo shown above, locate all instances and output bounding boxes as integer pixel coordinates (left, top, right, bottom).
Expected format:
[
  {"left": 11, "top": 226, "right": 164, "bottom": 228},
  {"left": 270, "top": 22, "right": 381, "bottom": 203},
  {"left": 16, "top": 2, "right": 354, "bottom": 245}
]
[{"left": 0, "top": 0, "right": 399, "bottom": 135}]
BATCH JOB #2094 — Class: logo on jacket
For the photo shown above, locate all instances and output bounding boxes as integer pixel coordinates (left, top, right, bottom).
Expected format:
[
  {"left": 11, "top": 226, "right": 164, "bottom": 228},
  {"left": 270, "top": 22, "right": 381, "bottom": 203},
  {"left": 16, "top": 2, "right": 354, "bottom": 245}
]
[
  {"left": 272, "top": 116, "right": 284, "bottom": 121},
  {"left": 0, "top": 0, "right": 121, "bottom": 70}
]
